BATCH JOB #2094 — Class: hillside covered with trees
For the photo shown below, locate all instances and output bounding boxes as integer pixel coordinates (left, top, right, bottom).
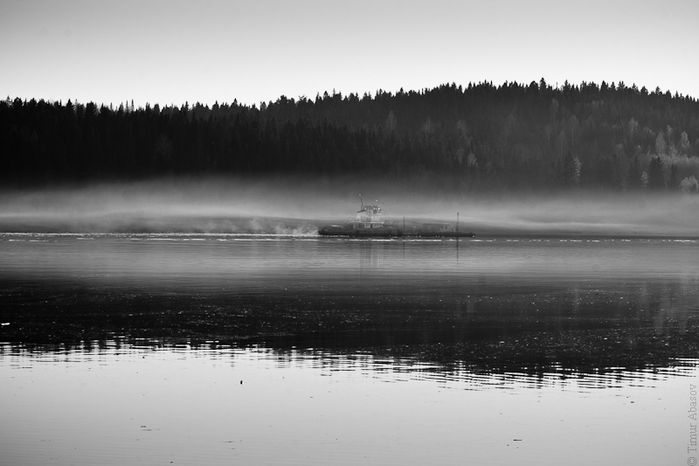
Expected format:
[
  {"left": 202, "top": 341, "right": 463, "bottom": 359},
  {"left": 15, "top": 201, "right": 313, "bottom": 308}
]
[{"left": 2, "top": 79, "right": 699, "bottom": 192}]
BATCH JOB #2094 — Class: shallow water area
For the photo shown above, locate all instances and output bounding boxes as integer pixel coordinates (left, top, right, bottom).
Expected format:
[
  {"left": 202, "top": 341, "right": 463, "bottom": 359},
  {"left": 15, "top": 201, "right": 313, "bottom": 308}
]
[{"left": 1, "top": 233, "right": 699, "bottom": 465}]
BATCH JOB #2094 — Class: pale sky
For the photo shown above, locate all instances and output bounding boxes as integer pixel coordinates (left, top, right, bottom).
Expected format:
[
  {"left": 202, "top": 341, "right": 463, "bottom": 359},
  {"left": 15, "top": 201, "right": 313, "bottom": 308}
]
[{"left": 2, "top": 0, "right": 698, "bottom": 107}]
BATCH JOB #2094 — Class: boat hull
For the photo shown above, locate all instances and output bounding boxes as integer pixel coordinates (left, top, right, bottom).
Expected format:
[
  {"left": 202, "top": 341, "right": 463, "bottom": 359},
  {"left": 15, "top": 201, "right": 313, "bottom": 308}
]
[
  {"left": 318, "top": 225, "right": 401, "bottom": 237},
  {"left": 318, "top": 225, "right": 474, "bottom": 238}
]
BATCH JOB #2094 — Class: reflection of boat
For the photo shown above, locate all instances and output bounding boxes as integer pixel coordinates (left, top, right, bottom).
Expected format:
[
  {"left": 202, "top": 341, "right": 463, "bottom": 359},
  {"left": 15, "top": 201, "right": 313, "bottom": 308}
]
[{"left": 318, "top": 197, "right": 474, "bottom": 238}]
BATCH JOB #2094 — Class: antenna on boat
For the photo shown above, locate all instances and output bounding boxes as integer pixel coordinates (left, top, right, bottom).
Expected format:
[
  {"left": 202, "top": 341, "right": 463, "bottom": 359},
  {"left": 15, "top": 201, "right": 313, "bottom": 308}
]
[{"left": 359, "top": 194, "right": 364, "bottom": 208}]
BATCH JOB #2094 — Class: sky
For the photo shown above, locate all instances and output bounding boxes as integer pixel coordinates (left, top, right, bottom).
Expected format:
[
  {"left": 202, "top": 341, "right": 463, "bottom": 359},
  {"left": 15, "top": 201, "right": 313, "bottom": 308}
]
[{"left": 2, "top": 0, "right": 698, "bottom": 108}]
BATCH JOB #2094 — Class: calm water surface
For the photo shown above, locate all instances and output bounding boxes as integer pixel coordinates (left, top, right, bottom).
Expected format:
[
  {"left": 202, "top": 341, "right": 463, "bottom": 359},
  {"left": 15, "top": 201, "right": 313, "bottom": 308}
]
[{"left": 1, "top": 234, "right": 698, "bottom": 465}]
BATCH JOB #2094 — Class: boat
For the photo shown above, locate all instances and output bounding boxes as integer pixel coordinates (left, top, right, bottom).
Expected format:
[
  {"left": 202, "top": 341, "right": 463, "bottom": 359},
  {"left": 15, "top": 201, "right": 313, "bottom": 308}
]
[
  {"left": 318, "top": 197, "right": 474, "bottom": 238},
  {"left": 318, "top": 198, "right": 401, "bottom": 237}
]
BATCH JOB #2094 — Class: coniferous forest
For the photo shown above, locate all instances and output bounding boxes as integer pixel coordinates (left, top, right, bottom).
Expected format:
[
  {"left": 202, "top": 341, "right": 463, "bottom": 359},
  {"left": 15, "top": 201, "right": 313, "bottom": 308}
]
[{"left": 3, "top": 80, "right": 699, "bottom": 192}]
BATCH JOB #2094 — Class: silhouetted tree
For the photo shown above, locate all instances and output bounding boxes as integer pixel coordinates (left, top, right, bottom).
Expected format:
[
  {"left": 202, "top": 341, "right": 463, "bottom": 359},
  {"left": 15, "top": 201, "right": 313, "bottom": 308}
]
[
  {"left": 1, "top": 82, "right": 698, "bottom": 191},
  {"left": 648, "top": 156, "right": 665, "bottom": 189}
]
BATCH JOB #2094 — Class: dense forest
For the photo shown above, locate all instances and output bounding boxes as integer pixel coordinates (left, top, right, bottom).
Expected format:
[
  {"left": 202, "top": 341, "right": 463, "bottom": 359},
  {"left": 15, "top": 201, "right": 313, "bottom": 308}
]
[{"left": 2, "top": 79, "right": 699, "bottom": 192}]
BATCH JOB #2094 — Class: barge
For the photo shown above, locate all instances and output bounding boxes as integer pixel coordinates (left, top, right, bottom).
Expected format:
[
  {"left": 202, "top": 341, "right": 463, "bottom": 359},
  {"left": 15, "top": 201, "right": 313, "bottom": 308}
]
[{"left": 318, "top": 197, "right": 474, "bottom": 238}]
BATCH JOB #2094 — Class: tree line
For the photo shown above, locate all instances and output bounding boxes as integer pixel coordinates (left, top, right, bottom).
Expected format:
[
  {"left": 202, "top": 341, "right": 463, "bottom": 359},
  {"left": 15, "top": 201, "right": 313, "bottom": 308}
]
[{"left": 2, "top": 79, "right": 699, "bottom": 192}]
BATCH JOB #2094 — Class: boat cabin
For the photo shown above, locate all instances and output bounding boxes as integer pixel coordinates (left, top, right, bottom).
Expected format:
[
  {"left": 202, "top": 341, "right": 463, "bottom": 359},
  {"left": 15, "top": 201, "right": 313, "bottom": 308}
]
[{"left": 352, "top": 203, "right": 384, "bottom": 230}]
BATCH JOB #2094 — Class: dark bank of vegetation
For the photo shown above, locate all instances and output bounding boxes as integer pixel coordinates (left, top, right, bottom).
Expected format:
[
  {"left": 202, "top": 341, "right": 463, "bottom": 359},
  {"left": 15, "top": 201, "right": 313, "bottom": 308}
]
[{"left": 2, "top": 79, "right": 699, "bottom": 192}]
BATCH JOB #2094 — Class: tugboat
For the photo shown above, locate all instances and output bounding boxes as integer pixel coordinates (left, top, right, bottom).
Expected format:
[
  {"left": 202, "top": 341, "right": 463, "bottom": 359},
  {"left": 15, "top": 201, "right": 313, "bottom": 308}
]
[
  {"left": 318, "top": 196, "right": 474, "bottom": 238},
  {"left": 318, "top": 197, "right": 401, "bottom": 237}
]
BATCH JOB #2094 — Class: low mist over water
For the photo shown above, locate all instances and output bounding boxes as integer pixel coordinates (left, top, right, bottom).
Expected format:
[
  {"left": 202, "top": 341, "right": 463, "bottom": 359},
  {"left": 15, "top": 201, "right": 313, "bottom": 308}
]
[{"left": 1, "top": 176, "right": 698, "bottom": 236}]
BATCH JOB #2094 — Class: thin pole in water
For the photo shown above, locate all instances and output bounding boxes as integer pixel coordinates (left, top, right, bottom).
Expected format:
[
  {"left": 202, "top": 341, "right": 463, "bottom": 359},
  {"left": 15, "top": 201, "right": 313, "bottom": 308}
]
[{"left": 456, "top": 212, "right": 460, "bottom": 257}]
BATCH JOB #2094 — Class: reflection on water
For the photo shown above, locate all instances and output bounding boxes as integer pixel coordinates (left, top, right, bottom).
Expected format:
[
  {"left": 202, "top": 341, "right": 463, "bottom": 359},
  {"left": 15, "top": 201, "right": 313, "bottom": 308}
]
[
  {"left": 1, "top": 234, "right": 699, "bottom": 465},
  {"left": 1, "top": 341, "right": 697, "bottom": 466},
  {"left": 4, "top": 339, "right": 697, "bottom": 390}
]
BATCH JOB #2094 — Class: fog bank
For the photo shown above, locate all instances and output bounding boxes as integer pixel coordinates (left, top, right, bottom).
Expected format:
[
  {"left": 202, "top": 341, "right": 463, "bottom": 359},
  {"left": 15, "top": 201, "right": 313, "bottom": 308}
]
[{"left": 1, "top": 177, "right": 698, "bottom": 237}]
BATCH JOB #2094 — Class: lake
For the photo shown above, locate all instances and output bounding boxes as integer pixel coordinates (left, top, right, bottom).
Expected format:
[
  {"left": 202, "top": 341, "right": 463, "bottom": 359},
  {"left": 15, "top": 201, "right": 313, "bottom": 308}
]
[{"left": 1, "top": 233, "right": 698, "bottom": 465}]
